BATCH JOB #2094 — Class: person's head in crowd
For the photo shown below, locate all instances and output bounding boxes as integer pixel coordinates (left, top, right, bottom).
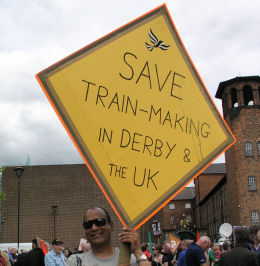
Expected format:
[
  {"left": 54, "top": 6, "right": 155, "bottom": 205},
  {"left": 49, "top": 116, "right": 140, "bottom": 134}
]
[
  {"left": 32, "top": 238, "right": 39, "bottom": 249},
  {"left": 64, "top": 248, "right": 72, "bottom": 258},
  {"left": 222, "top": 241, "right": 231, "bottom": 252},
  {"left": 153, "top": 244, "right": 162, "bottom": 256},
  {"left": 51, "top": 239, "right": 64, "bottom": 255},
  {"left": 234, "top": 226, "right": 250, "bottom": 246},
  {"left": 81, "top": 242, "right": 91, "bottom": 252},
  {"left": 197, "top": 236, "right": 211, "bottom": 251},
  {"left": 162, "top": 242, "right": 172, "bottom": 254},
  {"left": 141, "top": 243, "right": 148, "bottom": 252},
  {"left": 249, "top": 225, "right": 260, "bottom": 247},
  {"left": 181, "top": 239, "right": 192, "bottom": 251}
]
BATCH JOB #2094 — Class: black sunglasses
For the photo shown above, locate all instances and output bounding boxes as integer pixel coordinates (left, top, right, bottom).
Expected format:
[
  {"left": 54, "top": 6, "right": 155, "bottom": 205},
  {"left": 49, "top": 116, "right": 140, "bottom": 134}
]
[{"left": 83, "top": 218, "right": 107, "bottom": 229}]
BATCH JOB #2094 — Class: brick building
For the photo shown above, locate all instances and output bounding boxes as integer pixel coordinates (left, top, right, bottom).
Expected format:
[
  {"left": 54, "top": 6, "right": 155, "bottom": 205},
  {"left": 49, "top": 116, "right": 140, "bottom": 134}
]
[
  {"left": 1, "top": 76, "right": 259, "bottom": 247},
  {"left": 215, "top": 76, "right": 260, "bottom": 227},
  {"left": 0, "top": 165, "right": 196, "bottom": 248},
  {"left": 195, "top": 76, "right": 260, "bottom": 240}
]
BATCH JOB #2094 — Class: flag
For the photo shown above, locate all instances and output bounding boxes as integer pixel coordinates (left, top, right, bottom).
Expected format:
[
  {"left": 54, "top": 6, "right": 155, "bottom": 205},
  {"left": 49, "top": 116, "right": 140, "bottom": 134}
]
[
  {"left": 196, "top": 229, "right": 199, "bottom": 242},
  {"left": 169, "top": 233, "right": 181, "bottom": 249},
  {"left": 37, "top": 237, "right": 49, "bottom": 255}
]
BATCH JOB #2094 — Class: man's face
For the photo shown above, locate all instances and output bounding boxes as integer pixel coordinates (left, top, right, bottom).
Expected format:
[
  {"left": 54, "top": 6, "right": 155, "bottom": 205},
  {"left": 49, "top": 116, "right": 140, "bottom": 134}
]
[
  {"left": 162, "top": 243, "right": 171, "bottom": 254},
  {"left": 255, "top": 230, "right": 260, "bottom": 244},
  {"left": 53, "top": 244, "right": 63, "bottom": 255},
  {"left": 84, "top": 208, "right": 113, "bottom": 248}
]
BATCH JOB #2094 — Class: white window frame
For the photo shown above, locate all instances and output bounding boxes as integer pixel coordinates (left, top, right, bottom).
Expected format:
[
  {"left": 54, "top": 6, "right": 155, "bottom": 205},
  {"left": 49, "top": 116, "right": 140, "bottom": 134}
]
[
  {"left": 185, "top": 203, "right": 191, "bottom": 209},
  {"left": 248, "top": 176, "right": 257, "bottom": 191},
  {"left": 169, "top": 203, "right": 175, "bottom": 210},
  {"left": 251, "top": 211, "right": 259, "bottom": 225}
]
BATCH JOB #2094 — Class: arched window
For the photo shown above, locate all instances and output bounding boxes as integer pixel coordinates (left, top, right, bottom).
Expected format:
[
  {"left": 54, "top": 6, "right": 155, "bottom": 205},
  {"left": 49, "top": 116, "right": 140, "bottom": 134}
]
[
  {"left": 231, "top": 87, "right": 238, "bottom": 108},
  {"left": 244, "top": 142, "right": 253, "bottom": 156},
  {"left": 185, "top": 203, "right": 191, "bottom": 209},
  {"left": 169, "top": 203, "right": 175, "bottom": 210},
  {"left": 170, "top": 215, "right": 174, "bottom": 225},
  {"left": 186, "top": 214, "right": 192, "bottom": 221},
  {"left": 243, "top": 85, "right": 254, "bottom": 106}
]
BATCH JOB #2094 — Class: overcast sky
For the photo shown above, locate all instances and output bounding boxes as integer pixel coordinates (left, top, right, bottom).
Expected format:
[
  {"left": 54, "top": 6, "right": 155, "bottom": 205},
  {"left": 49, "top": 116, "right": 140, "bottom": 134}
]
[{"left": 1, "top": 0, "right": 259, "bottom": 167}]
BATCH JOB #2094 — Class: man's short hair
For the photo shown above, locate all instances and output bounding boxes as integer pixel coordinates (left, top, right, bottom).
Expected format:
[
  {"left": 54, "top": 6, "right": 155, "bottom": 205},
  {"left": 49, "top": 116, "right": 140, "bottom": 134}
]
[
  {"left": 84, "top": 207, "right": 112, "bottom": 224},
  {"left": 141, "top": 243, "right": 148, "bottom": 252},
  {"left": 182, "top": 239, "right": 192, "bottom": 247},
  {"left": 32, "top": 239, "right": 38, "bottom": 246},
  {"left": 234, "top": 227, "right": 250, "bottom": 244},
  {"left": 222, "top": 241, "right": 230, "bottom": 251},
  {"left": 249, "top": 225, "right": 260, "bottom": 236}
]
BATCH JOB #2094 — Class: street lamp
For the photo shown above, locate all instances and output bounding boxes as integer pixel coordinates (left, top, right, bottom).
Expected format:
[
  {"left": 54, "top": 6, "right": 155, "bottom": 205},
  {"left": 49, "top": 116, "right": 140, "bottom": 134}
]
[
  {"left": 14, "top": 166, "right": 24, "bottom": 252},
  {"left": 52, "top": 205, "right": 58, "bottom": 239}
]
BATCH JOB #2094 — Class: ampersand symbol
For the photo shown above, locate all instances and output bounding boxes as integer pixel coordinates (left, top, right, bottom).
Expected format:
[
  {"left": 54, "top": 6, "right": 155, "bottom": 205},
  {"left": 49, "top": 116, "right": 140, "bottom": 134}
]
[{"left": 184, "top": 148, "right": 190, "bottom": 162}]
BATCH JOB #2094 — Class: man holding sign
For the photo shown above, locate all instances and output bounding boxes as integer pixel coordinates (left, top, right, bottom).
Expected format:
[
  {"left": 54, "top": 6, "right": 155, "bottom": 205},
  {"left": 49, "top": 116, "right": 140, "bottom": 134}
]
[{"left": 66, "top": 207, "right": 150, "bottom": 265}]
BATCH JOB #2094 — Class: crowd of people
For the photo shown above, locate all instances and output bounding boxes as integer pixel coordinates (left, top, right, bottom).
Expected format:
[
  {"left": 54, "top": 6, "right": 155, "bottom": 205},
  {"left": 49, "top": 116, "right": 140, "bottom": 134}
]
[{"left": 0, "top": 207, "right": 259, "bottom": 265}]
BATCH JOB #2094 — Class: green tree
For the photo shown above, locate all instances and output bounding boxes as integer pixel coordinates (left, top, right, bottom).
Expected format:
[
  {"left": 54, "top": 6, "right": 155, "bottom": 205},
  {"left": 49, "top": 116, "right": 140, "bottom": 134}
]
[{"left": 0, "top": 167, "right": 6, "bottom": 201}]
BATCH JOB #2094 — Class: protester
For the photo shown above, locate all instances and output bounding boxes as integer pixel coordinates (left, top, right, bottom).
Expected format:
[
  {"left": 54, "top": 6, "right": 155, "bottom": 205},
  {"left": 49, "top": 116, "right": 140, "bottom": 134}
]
[
  {"left": 65, "top": 206, "right": 150, "bottom": 265},
  {"left": 22, "top": 238, "right": 44, "bottom": 266},
  {"left": 213, "top": 245, "right": 221, "bottom": 266},
  {"left": 219, "top": 227, "right": 258, "bottom": 266},
  {"left": 7, "top": 249, "right": 13, "bottom": 266},
  {"left": 221, "top": 242, "right": 230, "bottom": 254},
  {"left": 185, "top": 236, "right": 211, "bottom": 266},
  {"left": 148, "top": 244, "right": 167, "bottom": 266},
  {"left": 177, "top": 240, "right": 192, "bottom": 266},
  {"left": 64, "top": 248, "right": 72, "bottom": 260},
  {"left": 141, "top": 243, "right": 151, "bottom": 259},
  {"left": 162, "top": 242, "right": 175, "bottom": 266},
  {"left": 45, "top": 239, "right": 66, "bottom": 266},
  {"left": 249, "top": 225, "right": 260, "bottom": 253},
  {"left": 10, "top": 249, "right": 17, "bottom": 265},
  {"left": 0, "top": 250, "right": 11, "bottom": 266}
]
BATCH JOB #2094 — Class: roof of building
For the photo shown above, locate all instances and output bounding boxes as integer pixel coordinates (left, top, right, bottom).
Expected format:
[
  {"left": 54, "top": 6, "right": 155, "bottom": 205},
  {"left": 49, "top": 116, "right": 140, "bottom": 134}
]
[
  {"left": 199, "top": 175, "right": 227, "bottom": 206},
  {"left": 215, "top": 75, "right": 260, "bottom": 99},
  {"left": 202, "top": 163, "right": 226, "bottom": 174},
  {"left": 173, "top": 187, "right": 195, "bottom": 200}
]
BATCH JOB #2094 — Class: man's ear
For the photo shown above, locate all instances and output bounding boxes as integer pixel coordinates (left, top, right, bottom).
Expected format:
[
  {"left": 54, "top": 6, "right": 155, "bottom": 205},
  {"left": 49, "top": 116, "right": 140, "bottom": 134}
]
[{"left": 110, "top": 221, "right": 114, "bottom": 232}]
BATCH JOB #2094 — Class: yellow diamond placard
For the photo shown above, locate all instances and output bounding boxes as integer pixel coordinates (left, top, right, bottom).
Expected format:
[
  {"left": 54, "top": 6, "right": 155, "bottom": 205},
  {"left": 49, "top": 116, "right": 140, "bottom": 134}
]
[{"left": 36, "top": 4, "right": 235, "bottom": 229}]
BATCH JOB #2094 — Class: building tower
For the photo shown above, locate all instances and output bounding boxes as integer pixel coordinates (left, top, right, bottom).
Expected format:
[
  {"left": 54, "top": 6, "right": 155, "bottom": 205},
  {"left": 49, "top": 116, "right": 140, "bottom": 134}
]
[{"left": 216, "top": 76, "right": 260, "bottom": 226}]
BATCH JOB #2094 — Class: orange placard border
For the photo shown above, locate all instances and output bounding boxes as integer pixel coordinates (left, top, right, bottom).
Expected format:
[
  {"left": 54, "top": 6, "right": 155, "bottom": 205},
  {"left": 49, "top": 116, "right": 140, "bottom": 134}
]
[{"left": 36, "top": 3, "right": 236, "bottom": 230}]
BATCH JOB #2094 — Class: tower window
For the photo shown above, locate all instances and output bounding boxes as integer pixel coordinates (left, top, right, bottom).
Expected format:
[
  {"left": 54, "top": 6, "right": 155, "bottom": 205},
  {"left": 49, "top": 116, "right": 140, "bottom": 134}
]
[
  {"left": 186, "top": 214, "right": 192, "bottom": 221},
  {"left": 248, "top": 176, "right": 257, "bottom": 191},
  {"left": 251, "top": 211, "right": 259, "bottom": 225},
  {"left": 185, "top": 203, "right": 191, "bottom": 209},
  {"left": 169, "top": 203, "right": 175, "bottom": 210},
  {"left": 244, "top": 142, "right": 253, "bottom": 156},
  {"left": 170, "top": 215, "right": 174, "bottom": 225},
  {"left": 243, "top": 85, "right": 254, "bottom": 106},
  {"left": 231, "top": 87, "right": 238, "bottom": 108},
  {"left": 257, "top": 142, "right": 260, "bottom": 156}
]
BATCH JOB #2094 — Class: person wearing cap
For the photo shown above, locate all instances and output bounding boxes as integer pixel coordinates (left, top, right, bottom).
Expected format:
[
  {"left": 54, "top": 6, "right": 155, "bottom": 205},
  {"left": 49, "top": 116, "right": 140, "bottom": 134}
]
[
  {"left": 45, "top": 239, "right": 66, "bottom": 266},
  {"left": 66, "top": 206, "right": 150, "bottom": 265}
]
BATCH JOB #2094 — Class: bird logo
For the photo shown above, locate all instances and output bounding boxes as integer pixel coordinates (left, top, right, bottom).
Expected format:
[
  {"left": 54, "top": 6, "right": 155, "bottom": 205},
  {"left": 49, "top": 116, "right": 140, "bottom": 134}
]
[{"left": 145, "top": 29, "right": 170, "bottom": 51}]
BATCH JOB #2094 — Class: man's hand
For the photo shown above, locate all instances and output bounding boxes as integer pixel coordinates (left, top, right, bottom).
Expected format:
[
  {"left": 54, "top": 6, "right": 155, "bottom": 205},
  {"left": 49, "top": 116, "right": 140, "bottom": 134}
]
[
  {"left": 118, "top": 228, "right": 151, "bottom": 265},
  {"left": 119, "top": 227, "right": 142, "bottom": 258}
]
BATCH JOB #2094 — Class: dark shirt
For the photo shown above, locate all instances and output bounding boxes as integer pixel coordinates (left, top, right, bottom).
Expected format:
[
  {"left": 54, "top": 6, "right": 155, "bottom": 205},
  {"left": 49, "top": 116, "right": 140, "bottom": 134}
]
[
  {"left": 219, "top": 243, "right": 258, "bottom": 266},
  {"left": 23, "top": 248, "right": 45, "bottom": 266},
  {"left": 161, "top": 251, "right": 175, "bottom": 266},
  {"left": 185, "top": 243, "right": 206, "bottom": 266}
]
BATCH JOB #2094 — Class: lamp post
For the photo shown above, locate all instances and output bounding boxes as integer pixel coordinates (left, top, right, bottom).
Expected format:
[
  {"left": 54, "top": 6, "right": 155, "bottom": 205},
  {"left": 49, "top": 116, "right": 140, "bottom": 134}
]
[
  {"left": 14, "top": 166, "right": 24, "bottom": 252},
  {"left": 52, "top": 205, "right": 58, "bottom": 239}
]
